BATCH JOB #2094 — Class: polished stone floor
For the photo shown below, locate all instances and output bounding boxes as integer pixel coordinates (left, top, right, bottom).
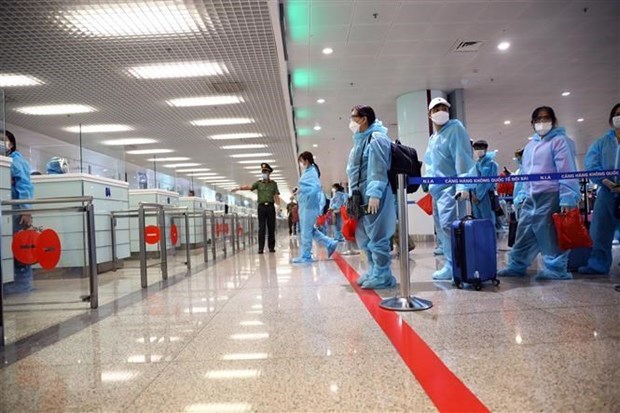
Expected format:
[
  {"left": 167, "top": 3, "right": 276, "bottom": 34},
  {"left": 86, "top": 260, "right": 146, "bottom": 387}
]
[{"left": 1, "top": 235, "right": 619, "bottom": 412}]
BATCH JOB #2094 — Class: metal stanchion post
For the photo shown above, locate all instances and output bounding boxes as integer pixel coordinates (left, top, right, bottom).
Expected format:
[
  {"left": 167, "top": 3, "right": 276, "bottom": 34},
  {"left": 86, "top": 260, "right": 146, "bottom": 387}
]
[
  {"left": 210, "top": 211, "right": 216, "bottom": 261},
  {"left": 380, "top": 174, "right": 432, "bottom": 312},
  {"left": 339, "top": 240, "right": 360, "bottom": 256},
  {"left": 159, "top": 206, "right": 168, "bottom": 280},
  {"left": 234, "top": 213, "right": 240, "bottom": 252},
  {"left": 0, "top": 209, "right": 4, "bottom": 348},
  {"left": 230, "top": 214, "right": 236, "bottom": 254},
  {"left": 138, "top": 204, "right": 148, "bottom": 288},
  {"left": 184, "top": 211, "right": 191, "bottom": 269},
  {"left": 86, "top": 202, "right": 99, "bottom": 309},
  {"left": 222, "top": 214, "right": 227, "bottom": 256},
  {"left": 202, "top": 210, "right": 209, "bottom": 263},
  {"left": 110, "top": 215, "right": 117, "bottom": 272}
]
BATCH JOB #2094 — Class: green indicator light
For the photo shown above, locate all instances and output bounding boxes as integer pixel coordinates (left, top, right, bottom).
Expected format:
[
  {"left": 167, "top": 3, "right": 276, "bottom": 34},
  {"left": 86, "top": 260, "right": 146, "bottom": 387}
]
[
  {"left": 286, "top": 2, "right": 310, "bottom": 41},
  {"left": 296, "top": 108, "right": 311, "bottom": 119},
  {"left": 297, "top": 128, "right": 311, "bottom": 137}
]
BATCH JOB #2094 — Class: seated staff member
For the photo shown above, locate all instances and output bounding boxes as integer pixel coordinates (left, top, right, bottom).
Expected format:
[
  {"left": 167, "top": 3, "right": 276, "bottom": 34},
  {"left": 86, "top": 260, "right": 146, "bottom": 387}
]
[{"left": 232, "top": 163, "right": 281, "bottom": 254}]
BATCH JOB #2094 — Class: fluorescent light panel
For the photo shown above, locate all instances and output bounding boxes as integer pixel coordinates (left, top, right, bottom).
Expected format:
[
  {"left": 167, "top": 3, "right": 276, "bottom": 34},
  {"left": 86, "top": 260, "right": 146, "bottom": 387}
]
[
  {"left": 15, "top": 104, "right": 95, "bottom": 115},
  {"left": 58, "top": 2, "right": 207, "bottom": 37},
  {"left": 126, "top": 149, "right": 173, "bottom": 155},
  {"left": 209, "top": 133, "right": 263, "bottom": 140},
  {"left": 102, "top": 138, "right": 157, "bottom": 146},
  {"left": 166, "top": 95, "right": 243, "bottom": 107},
  {"left": 186, "top": 172, "right": 217, "bottom": 176},
  {"left": 238, "top": 159, "right": 275, "bottom": 164},
  {"left": 162, "top": 163, "right": 200, "bottom": 168},
  {"left": 221, "top": 144, "right": 267, "bottom": 150},
  {"left": 176, "top": 168, "right": 210, "bottom": 173},
  {"left": 128, "top": 61, "right": 226, "bottom": 79},
  {"left": 191, "top": 118, "right": 254, "bottom": 126},
  {"left": 230, "top": 153, "right": 272, "bottom": 158},
  {"left": 65, "top": 124, "right": 132, "bottom": 133},
  {"left": 146, "top": 157, "right": 190, "bottom": 162},
  {"left": 0, "top": 74, "right": 43, "bottom": 87}
]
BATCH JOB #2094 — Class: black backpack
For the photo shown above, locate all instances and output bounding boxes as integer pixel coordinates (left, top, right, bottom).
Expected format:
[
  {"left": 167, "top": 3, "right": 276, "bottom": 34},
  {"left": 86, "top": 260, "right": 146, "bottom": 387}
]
[{"left": 387, "top": 139, "right": 422, "bottom": 194}]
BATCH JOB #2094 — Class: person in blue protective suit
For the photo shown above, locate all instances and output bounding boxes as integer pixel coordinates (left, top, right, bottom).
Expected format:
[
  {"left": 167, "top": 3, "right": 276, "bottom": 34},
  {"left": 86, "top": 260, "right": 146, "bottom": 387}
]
[
  {"left": 512, "top": 148, "right": 526, "bottom": 219},
  {"left": 3, "top": 131, "right": 35, "bottom": 295},
  {"left": 347, "top": 105, "right": 397, "bottom": 289},
  {"left": 291, "top": 152, "right": 339, "bottom": 264},
  {"left": 463, "top": 140, "right": 499, "bottom": 226},
  {"left": 328, "top": 183, "right": 347, "bottom": 242},
  {"left": 578, "top": 103, "right": 620, "bottom": 275},
  {"left": 423, "top": 97, "right": 475, "bottom": 281},
  {"left": 498, "top": 106, "right": 580, "bottom": 280},
  {"left": 45, "top": 156, "right": 69, "bottom": 174}
]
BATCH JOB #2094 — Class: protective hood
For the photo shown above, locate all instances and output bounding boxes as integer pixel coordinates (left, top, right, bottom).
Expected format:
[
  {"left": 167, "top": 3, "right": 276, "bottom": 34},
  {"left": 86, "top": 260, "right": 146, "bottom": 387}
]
[{"left": 352, "top": 119, "right": 388, "bottom": 143}]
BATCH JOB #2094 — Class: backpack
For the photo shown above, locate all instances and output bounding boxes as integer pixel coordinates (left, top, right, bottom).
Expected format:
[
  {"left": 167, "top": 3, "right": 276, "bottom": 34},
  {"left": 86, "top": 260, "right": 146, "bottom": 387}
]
[{"left": 368, "top": 136, "right": 421, "bottom": 194}]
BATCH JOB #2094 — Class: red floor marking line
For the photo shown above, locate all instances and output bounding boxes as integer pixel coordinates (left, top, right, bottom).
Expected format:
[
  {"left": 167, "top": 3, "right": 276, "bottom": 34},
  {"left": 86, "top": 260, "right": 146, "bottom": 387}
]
[{"left": 333, "top": 254, "right": 490, "bottom": 413}]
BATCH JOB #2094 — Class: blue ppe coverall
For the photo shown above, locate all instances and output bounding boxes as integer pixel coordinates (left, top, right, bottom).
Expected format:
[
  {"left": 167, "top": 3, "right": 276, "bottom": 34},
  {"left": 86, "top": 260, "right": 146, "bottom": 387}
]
[
  {"left": 4, "top": 151, "right": 35, "bottom": 294},
  {"left": 292, "top": 165, "right": 337, "bottom": 263},
  {"left": 423, "top": 119, "right": 475, "bottom": 280},
  {"left": 346, "top": 120, "right": 397, "bottom": 289},
  {"left": 579, "top": 129, "right": 620, "bottom": 274},
  {"left": 512, "top": 164, "right": 526, "bottom": 219},
  {"left": 500, "top": 127, "right": 580, "bottom": 280},
  {"left": 329, "top": 191, "right": 347, "bottom": 241},
  {"left": 464, "top": 151, "right": 499, "bottom": 225}
]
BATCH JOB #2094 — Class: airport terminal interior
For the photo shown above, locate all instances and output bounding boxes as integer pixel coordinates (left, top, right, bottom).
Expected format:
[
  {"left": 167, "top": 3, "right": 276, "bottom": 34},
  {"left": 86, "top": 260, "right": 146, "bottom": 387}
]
[{"left": 1, "top": 1, "right": 619, "bottom": 412}]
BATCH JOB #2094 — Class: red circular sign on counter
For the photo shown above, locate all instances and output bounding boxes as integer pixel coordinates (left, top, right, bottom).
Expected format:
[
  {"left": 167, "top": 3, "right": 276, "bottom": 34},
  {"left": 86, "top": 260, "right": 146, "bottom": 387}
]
[
  {"left": 170, "top": 223, "right": 178, "bottom": 245},
  {"left": 145, "top": 225, "right": 161, "bottom": 244},
  {"left": 37, "top": 229, "right": 62, "bottom": 269},
  {"left": 12, "top": 229, "right": 40, "bottom": 265}
]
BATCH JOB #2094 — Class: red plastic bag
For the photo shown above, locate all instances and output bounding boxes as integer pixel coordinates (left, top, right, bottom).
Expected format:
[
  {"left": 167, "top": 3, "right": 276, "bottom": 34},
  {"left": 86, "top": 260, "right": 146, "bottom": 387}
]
[
  {"left": 316, "top": 214, "right": 327, "bottom": 227},
  {"left": 340, "top": 205, "right": 357, "bottom": 241},
  {"left": 417, "top": 193, "right": 433, "bottom": 216},
  {"left": 497, "top": 181, "right": 515, "bottom": 196},
  {"left": 552, "top": 209, "right": 593, "bottom": 251}
]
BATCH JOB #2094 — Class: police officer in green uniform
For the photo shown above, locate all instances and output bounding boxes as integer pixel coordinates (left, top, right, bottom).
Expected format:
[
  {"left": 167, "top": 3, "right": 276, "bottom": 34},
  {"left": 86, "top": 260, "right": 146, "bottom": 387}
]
[{"left": 232, "top": 163, "right": 281, "bottom": 254}]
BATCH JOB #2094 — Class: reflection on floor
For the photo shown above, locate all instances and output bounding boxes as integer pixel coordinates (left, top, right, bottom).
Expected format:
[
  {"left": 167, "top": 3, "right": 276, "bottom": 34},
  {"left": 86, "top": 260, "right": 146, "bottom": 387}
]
[{"left": 1, "top": 235, "right": 619, "bottom": 412}]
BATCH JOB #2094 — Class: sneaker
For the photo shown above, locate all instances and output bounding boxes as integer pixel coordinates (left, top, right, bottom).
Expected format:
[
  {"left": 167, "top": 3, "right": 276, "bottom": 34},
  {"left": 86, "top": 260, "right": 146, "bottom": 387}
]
[
  {"left": 433, "top": 248, "right": 444, "bottom": 256},
  {"left": 432, "top": 266, "right": 452, "bottom": 281},
  {"left": 258, "top": 250, "right": 264, "bottom": 254},
  {"left": 269, "top": 249, "right": 276, "bottom": 253}
]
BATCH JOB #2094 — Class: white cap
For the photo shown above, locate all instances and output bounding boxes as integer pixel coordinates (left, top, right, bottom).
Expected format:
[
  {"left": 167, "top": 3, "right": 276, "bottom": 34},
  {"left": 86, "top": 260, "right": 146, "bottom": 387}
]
[{"left": 428, "top": 97, "right": 451, "bottom": 111}]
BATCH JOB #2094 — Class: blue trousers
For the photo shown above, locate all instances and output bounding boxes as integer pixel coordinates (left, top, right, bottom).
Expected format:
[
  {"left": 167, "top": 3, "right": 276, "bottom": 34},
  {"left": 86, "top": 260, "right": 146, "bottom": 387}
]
[{"left": 585, "top": 187, "right": 620, "bottom": 273}]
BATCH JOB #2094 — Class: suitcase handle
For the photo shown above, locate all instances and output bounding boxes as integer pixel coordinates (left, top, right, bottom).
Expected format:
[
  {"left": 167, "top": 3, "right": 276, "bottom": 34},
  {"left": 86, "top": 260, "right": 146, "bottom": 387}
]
[{"left": 455, "top": 190, "right": 474, "bottom": 219}]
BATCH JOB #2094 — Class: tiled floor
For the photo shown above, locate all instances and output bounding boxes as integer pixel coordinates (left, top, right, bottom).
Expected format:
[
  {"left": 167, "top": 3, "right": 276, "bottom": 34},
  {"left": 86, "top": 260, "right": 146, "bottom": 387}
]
[{"left": 1, "top": 235, "right": 619, "bottom": 412}]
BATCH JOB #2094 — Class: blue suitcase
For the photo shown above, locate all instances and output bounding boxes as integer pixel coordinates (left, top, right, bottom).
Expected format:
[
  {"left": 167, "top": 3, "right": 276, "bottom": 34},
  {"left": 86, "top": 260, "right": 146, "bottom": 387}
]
[{"left": 451, "top": 212, "right": 499, "bottom": 290}]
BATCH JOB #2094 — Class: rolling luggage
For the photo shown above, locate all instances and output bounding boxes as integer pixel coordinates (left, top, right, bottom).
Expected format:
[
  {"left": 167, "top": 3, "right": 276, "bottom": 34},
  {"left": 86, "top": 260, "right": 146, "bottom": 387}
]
[{"left": 451, "top": 194, "right": 500, "bottom": 290}]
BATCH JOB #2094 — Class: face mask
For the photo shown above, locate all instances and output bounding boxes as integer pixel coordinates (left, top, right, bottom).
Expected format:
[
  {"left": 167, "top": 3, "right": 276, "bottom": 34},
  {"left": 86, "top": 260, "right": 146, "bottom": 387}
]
[
  {"left": 514, "top": 157, "right": 522, "bottom": 166},
  {"left": 261, "top": 173, "right": 269, "bottom": 180},
  {"left": 612, "top": 115, "right": 620, "bottom": 128},
  {"left": 348, "top": 119, "right": 360, "bottom": 133},
  {"left": 331, "top": 188, "right": 336, "bottom": 194},
  {"left": 534, "top": 122, "right": 552, "bottom": 136},
  {"left": 430, "top": 111, "right": 449, "bottom": 126},
  {"left": 474, "top": 149, "right": 486, "bottom": 160},
  {"left": 299, "top": 162, "right": 306, "bottom": 170}
]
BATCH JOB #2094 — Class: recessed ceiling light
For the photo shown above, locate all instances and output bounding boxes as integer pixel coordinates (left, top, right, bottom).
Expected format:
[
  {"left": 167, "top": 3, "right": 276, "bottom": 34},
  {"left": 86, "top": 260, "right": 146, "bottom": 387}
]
[
  {"left": 0, "top": 74, "right": 43, "bottom": 87},
  {"left": 312, "top": 144, "right": 318, "bottom": 147},
  {"left": 209, "top": 132, "right": 263, "bottom": 140},
  {"left": 126, "top": 148, "right": 173, "bottom": 155},
  {"left": 221, "top": 144, "right": 267, "bottom": 150},
  {"left": 128, "top": 61, "right": 226, "bottom": 79},
  {"left": 322, "top": 47, "right": 333, "bottom": 55},
  {"left": 65, "top": 124, "right": 132, "bottom": 133},
  {"left": 577, "top": 118, "right": 584, "bottom": 122},
  {"left": 166, "top": 95, "right": 244, "bottom": 107},
  {"left": 497, "top": 41, "right": 510, "bottom": 51},
  {"left": 146, "top": 157, "right": 190, "bottom": 162},
  {"left": 237, "top": 159, "right": 275, "bottom": 164},
  {"left": 57, "top": 2, "right": 207, "bottom": 37},
  {"left": 317, "top": 98, "right": 325, "bottom": 104},
  {"left": 176, "top": 168, "right": 211, "bottom": 173},
  {"left": 313, "top": 125, "right": 322, "bottom": 131},
  {"left": 15, "top": 104, "right": 95, "bottom": 115},
  {"left": 186, "top": 172, "right": 218, "bottom": 177},
  {"left": 199, "top": 176, "right": 226, "bottom": 180},
  {"left": 191, "top": 118, "right": 254, "bottom": 126},
  {"left": 162, "top": 163, "right": 201, "bottom": 168},
  {"left": 504, "top": 120, "right": 511, "bottom": 125},
  {"left": 101, "top": 138, "right": 157, "bottom": 146},
  {"left": 561, "top": 91, "right": 571, "bottom": 96},
  {"left": 230, "top": 153, "right": 273, "bottom": 158}
]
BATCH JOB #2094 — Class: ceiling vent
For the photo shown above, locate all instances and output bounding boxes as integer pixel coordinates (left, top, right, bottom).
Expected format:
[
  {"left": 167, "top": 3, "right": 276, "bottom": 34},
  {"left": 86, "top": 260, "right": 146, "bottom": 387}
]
[
  {"left": 451, "top": 40, "right": 483, "bottom": 53},
  {"left": 211, "top": 81, "right": 245, "bottom": 93}
]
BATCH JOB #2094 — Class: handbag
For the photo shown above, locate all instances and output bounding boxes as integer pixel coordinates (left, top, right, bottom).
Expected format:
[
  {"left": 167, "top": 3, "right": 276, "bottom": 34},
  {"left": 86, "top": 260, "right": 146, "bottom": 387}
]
[
  {"left": 340, "top": 206, "right": 357, "bottom": 241},
  {"left": 552, "top": 208, "right": 593, "bottom": 251},
  {"left": 346, "top": 137, "right": 371, "bottom": 220},
  {"left": 417, "top": 193, "right": 433, "bottom": 216}
]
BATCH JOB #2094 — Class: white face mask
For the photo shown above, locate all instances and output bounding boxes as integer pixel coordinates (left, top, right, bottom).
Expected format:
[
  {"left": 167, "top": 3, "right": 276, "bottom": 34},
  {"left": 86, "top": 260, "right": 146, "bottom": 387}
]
[
  {"left": 534, "top": 122, "right": 553, "bottom": 136},
  {"left": 348, "top": 119, "right": 360, "bottom": 133},
  {"left": 331, "top": 188, "right": 336, "bottom": 194},
  {"left": 299, "top": 162, "right": 306, "bottom": 170},
  {"left": 430, "top": 111, "right": 449, "bottom": 126},
  {"left": 612, "top": 115, "right": 620, "bottom": 128},
  {"left": 474, "top": 149, "right": 486, "bottom": 160},
  {"left": 261, "top": 173, "right": 269, "bottom": 180}
]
